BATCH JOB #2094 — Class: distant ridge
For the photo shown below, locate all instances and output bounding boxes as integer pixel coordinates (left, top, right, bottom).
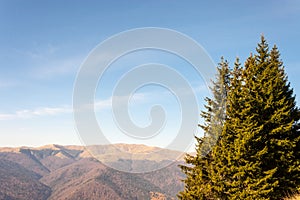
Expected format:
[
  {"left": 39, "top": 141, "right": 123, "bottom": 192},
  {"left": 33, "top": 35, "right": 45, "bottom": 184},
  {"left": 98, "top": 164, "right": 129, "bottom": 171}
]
[
  {"left": 0, "top": 144, "right": 186, "bottom": 199},
  {"left": 0, "top": 143, "right": 186, "bottom": 161}
]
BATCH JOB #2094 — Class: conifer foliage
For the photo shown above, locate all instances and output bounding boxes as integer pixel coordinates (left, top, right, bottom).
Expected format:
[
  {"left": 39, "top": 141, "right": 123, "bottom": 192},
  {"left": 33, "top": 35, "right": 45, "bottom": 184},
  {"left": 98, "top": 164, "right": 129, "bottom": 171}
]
[
  {"left": 179, "top": 37, "right": 300, "bottom": 199},
  {"left": 178, "top": 57, "right": 231, "bottom": 199}
]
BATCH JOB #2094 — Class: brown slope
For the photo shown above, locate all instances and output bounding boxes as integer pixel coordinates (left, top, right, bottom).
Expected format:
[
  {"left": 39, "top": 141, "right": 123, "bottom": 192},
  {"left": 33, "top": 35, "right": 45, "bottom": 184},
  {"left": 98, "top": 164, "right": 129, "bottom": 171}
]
[
  {"left": 96, "top": 168, "right": 166, "bottom": 200},
  {"left": 138, "top": 161, "right": 185, "bottom": 197},
  {"left": 40, "top": 158, "right": 107, "bottom": 197},
  {"left": 39, "top": 153, "right": 75, "bottom": 171},
  {"left": 0, "top": 150, "right": 50, "bottom": 176},
  {"left": 26, "top": 144, "right": 83, "bottom": 171},
  {"left": 83, "top": 143, "right": 184, "bottom": 163},
  {"left": 0, "top": 145, "right": 82, "bottom": 173},
  {"left": 40, "top": 157, "right": 173, "bottom": 200},
  {"left": 57, "top": 179, "right": 122, "bottom": 200},
  {"left": 0, "top": 159, "right": 51, "bottom": 200},
  {"left": 0, "top": 144, "right": 185, "bottom": 199}
]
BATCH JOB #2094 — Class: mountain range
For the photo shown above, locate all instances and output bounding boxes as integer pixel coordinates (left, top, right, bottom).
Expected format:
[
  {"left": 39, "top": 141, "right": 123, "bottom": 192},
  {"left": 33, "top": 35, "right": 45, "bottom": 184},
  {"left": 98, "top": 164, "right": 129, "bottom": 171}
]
[{"left": 0, "top": 144, "right": 187, "bottom": 200}]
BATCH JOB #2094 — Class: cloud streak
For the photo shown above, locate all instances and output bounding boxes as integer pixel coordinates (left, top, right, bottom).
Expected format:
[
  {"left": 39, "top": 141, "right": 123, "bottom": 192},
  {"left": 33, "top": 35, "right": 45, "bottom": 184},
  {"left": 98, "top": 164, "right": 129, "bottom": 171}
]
[
  {"left": 0, "top": 106, "right": 72, "bottom": 120},
  {"left": 0, "top": 94, "right": 144, "bottom": 120},
  {"left": 32, "top": 56, "right": 83, "bottom": 79},
  {"left": 14, "top": 44, "right": 85, "bottom": 79},
  {"left": 0, "top": 84, "right": 206, "bottom": 121}
]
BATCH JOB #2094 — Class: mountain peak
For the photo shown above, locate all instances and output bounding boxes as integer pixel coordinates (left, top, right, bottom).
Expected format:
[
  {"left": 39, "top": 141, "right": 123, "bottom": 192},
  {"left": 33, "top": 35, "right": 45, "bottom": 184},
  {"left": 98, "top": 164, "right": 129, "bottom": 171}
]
[{"left": 35, "top": 144, "right": 62, "bottom": 150}]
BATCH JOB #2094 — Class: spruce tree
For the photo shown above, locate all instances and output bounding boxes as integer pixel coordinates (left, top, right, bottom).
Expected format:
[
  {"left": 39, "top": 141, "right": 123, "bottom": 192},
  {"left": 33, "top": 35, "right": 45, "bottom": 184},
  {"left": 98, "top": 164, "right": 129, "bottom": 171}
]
[
  {"left": 178, "top": 58, "right": 230, "bottom": 200},
  {"left": 230, "top": 37, "right": 298, "bottom": 199},
  {"left": 219, "top": 37, "right": 277, "bottom": 199},
  {"left": 211, "top": 36, "right": 300, "bottom": 199},
  {"left": 257, "top": 44, "right": 300, "bottom": 198},
  {"left": 208, "top": 58, "right": 244, "bottom": 199},
  {"left": 179, "top": 36, "right": 300, "bottom": 199}
]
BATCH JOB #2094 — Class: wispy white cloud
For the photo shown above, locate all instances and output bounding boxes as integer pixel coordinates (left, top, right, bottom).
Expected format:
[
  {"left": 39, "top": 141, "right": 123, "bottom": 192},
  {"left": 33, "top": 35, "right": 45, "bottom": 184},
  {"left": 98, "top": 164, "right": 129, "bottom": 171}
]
[
  {"left": 94, "top": 93, "right": 147, "bottom": 110},
  {"left": 14, "top": 43, "right": 59, "bottom": 60},
  {"left": 94, "top": 98, "right": 112, "bottom": 110},
  {"left": 0, "top": 106, "right": 72, "bottom": 120},
  {"left": 0, "top": 114, "right": 15, "bottom": 120},
  {"left": 0, "top": 85, "right": 205, "bottom": 121},
  {"left": 0, "top": 94, "right": 146, "bottom": 121},
  {"left": 32, "top": 56, "right": 83, "bottom": 79},
  {"left": 14, "top": 44, "right": 84, "bottom": 79}
]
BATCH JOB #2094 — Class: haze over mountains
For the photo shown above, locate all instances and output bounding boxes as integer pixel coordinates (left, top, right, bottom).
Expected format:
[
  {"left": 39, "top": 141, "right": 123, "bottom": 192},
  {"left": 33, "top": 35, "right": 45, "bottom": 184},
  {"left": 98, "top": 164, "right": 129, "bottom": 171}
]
[{"left": 0, "top": 144, "right": 186, "bottom": 200}]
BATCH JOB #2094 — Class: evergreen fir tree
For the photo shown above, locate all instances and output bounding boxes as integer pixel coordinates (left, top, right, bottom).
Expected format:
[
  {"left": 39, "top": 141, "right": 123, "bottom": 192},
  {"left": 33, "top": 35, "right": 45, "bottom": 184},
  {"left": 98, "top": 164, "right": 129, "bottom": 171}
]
[
  {"left": 179, "top": 36, "right": 300, "bottom": 199},
  {"left": 178, "top": 57, "right": 230, "bottom": 200},
  {"left": 220, "top": 37, "right": 276, "bottom": 199},
  {"left": 257, "top": 44, "right": 300, "bottom": 198},
  {"left": 212, "top": 36, "right": 300, "bottom": 199},
  {"left": 209, "top": 58, "right": 244, "bottom": 199}
]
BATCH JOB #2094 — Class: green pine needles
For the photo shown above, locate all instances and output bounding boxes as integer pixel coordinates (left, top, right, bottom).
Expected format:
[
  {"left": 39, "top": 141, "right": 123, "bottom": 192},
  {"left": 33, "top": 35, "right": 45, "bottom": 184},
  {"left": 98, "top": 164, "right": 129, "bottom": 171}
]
[{"left": 179, "top": 36, "right": 300, "bottom": 200}]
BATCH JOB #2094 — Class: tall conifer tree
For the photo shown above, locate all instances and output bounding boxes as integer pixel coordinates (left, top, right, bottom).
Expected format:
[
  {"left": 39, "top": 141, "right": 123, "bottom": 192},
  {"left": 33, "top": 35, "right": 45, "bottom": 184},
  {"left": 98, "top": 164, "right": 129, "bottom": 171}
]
[
  {"left": 178, "top": 58, "right": 230, "bottom": 200},
  {"left": 179, "top": 36, "right": 300, "bottom": 199}
]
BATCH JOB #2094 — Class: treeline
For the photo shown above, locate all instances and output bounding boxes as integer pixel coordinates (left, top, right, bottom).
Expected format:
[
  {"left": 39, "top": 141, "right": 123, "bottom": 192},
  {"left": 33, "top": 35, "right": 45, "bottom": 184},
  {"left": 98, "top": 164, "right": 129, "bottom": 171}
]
[{"left": 179, "top": 36, "right": 300, "bottom": 199}]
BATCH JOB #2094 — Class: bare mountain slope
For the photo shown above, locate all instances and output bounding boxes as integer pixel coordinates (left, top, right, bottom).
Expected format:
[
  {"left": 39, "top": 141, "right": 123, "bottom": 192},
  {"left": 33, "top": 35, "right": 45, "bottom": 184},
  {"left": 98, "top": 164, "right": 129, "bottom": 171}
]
[
  {"left": 0, "top": 159, "right": 51, "bottom": 200},
  {"left": 0, "top": 144, "right": 185, "bottom": 199}
]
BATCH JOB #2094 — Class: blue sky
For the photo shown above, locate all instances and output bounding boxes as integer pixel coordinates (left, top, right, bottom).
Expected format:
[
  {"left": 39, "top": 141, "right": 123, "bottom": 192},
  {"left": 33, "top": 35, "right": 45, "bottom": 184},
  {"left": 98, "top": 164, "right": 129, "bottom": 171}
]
[{"left": 0, "top": 0, "right": 300, "bottom": 148}]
